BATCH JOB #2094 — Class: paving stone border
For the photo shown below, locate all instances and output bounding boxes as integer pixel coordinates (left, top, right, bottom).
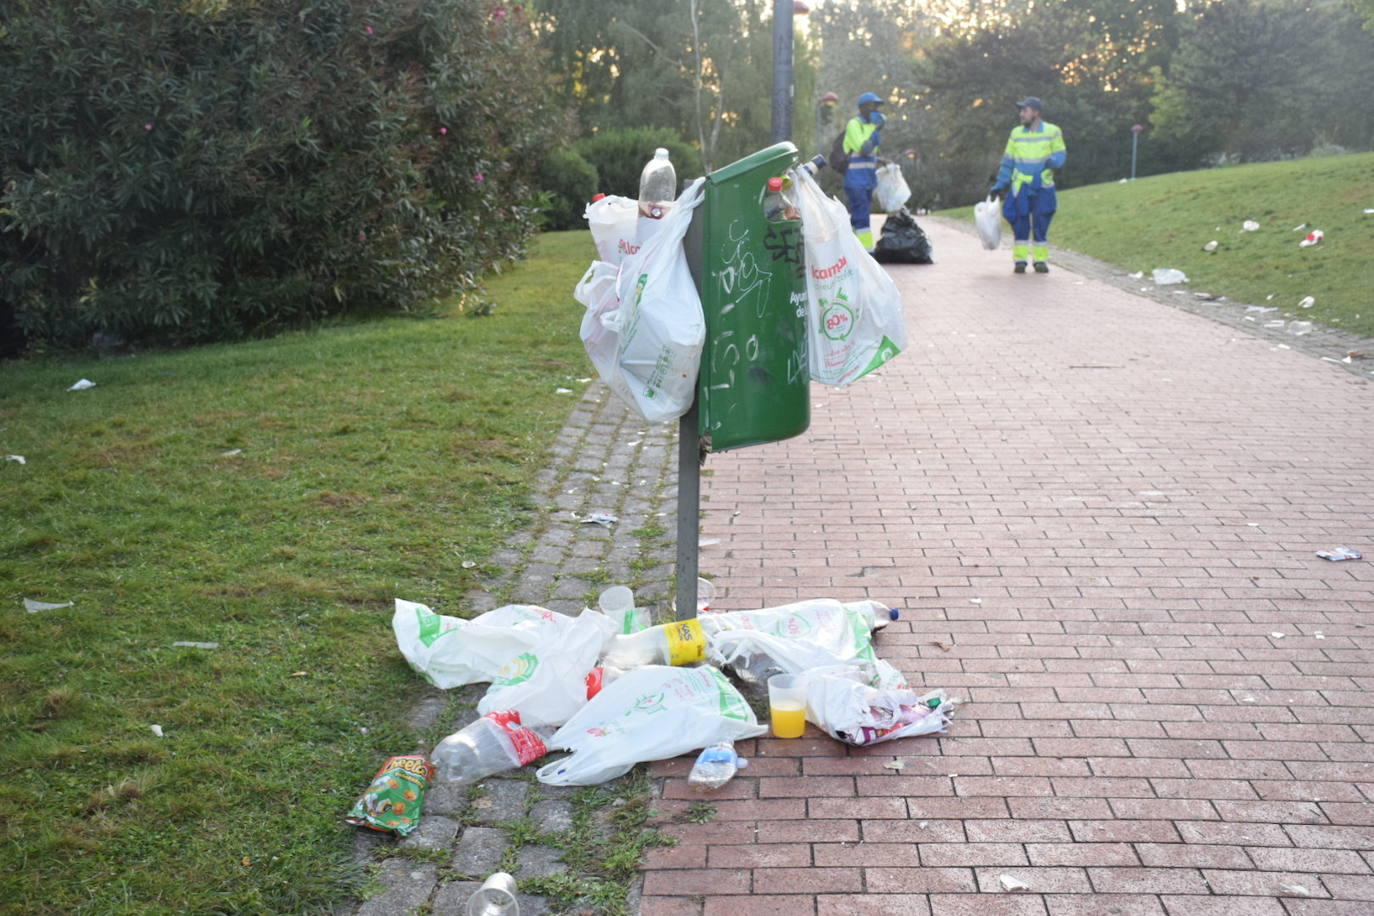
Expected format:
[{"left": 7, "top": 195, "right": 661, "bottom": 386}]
[
  {"left": 341, "top": 381, "right": 680, "bottom": 916},
  {"left": 929, "top": 215, "right": 1374, "bottom": 381}
]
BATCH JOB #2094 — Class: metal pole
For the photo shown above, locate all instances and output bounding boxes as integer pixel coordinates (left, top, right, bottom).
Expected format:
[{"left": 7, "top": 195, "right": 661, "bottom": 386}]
[
  {"left": 675, "top": 205, "right": 707, "bottom": 622},
  {"left": 1131, "top": 132, "right": 1138, "bottom": 180},
  {"left": 772, "top": 0, "right": 794, "bottom": 143}
]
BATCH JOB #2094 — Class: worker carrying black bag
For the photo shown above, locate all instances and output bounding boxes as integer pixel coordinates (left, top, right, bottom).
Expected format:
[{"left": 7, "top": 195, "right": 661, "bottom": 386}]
[{"left": 872, "top": 208, "right": 934, "bottom": 264}]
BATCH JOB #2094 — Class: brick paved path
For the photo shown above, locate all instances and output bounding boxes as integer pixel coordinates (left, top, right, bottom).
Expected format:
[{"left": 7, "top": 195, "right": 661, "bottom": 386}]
[{"left": 638, "top": 219, "right": 1374, "bottom": 916}]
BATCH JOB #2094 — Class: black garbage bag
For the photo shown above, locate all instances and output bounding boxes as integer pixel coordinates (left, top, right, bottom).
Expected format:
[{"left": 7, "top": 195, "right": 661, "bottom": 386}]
[{"left": 873, "top": 208, "right": 933, "bottom": 264}]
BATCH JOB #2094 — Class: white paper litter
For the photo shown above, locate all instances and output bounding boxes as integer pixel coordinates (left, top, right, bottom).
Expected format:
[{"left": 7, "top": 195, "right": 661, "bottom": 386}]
[
  {"left": 24, "top": 599, "right": 73, "bottom": 613},
  {"left": 555, "top": 388, "right": 573, "bottom": 394},
  {"left": 1292, "top": 223, "right": 1307, "bottom": 232},
  {"left": 1241, "top": 220, "right": 1260, "bottom": 231},
  {"left": 150, "top": 725, "right": 164, "bottom": 738},
  {"left": 4, "top": 455, "right": 25, "bottom": 464},
  {"left": 220, "top": 448, "right": 242, "bottom": 457},
  {"left": 68, "top": 379, "right": 96, "bottom": 391},
  {"left": 172, "top": 641, "right": 219, "bottom": 649},
  {"left": 999, "top": 874, "right": 1030, "bottom": 892},
  {"left": 1271, "top": 632, "right": 1285, "bottom": 638},
  {"left": 1298, "top": 296, "right": 1315, "bottom": 309},
  {"left": 1152, "top": 268, "right": 1187, "bottom": 285},
  {"left": 883, "top": 759, "right": 906, "bottom": 771},
  {"left": 1203, "top": 240, "right": 1218, "bottom": 252},
  {"left": 580, "top": 513, "right": 618, "bottom": 527},
  {"left": 1281, "top": 884, "right": 1312, "bottom": 897}
]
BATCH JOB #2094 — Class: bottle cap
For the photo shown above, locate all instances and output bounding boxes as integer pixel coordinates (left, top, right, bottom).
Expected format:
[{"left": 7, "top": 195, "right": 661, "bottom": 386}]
[
  {"left": 591, "top": 193, "right": 605, "bottom": 202},
  {"left": 888, "top": 607, "right": 900, "bottom": 621},
  {"left": 767, "top": 176, "right": 783, "bottom": 192}
]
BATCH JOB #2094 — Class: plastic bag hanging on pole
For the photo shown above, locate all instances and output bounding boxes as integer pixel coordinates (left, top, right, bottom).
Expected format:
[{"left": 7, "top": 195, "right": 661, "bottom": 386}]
[
  {"left": 612, "top": 178, "right": 707, "bottom": 423},
  {"left": 790, "top": 166, "right": 907, "bottom": 387}
]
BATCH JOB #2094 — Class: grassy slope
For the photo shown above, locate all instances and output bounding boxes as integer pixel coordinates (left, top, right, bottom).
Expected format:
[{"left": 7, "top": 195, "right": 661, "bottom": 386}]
[
  {"left": 944, "top": 152, "right": 1374, "bottom": 338},
  {"left": 0, "top": 231, "right": 594, "bottom": 915}
]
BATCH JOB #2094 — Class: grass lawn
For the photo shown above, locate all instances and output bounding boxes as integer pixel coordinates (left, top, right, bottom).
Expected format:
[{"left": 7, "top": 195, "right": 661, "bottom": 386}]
[
  {"left": 0, "top": 231, "right": 600, "bottom": 914},
  {"left": 942, "top": 151, "right": 1374, "bottom": 338}
]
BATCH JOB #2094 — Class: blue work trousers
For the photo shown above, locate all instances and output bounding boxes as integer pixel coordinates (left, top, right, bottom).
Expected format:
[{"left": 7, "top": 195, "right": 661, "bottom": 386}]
[{"left": 845, "top": 185, "right": 871, "bottom": 231}]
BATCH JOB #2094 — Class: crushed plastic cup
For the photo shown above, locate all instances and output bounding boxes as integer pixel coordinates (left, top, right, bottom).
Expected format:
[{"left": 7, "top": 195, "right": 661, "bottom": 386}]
[
  {"left": 1299, "top": 229, "right": 1323, "bottom": 248},
  {"left": 1298, "top": 296, "right": 1315, "bottom": 309},
  {"left": 1203, "top": 240, "right": 1218, "bottom": 252},
  {"left": 1152, "top": 268, "right": 1187, "bottom": 286},
  {"left": 466, "top": 872, "right": 519, "bottom": 916},
  {"left": 1288, "top": 321, "right": 1313, "bottom": 336},
  {"left": 767, "top": 673, "right": 808, "bottom": 738}
]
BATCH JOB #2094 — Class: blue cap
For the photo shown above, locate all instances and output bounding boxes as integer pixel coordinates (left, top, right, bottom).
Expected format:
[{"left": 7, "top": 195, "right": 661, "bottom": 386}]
[
  {"left": 857, "top": 92, "right": 883, "bottom": 106},
  {"left": 888, "top": 607, "right": 900, "bottom": 621},
  {"left": 1016, "top": 97, "right": 1043, "bottom": 111}
]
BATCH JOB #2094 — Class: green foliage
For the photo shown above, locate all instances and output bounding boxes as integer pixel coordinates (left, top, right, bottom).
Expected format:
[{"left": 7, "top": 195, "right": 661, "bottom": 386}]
[
  {"left": 572, "top": 128, "right": 703, "bottom": 200},
  {"left": 538, "top": 147, "right": 598, "bottom": 230},
  {"left": 1149, "top": 0, "right": 1374, "bottom": 167},
  {"left": 0, "top": 0, "right": 570, "bottom": 351},
  {"left": 0, "top": 230, "right": 594, "bottom": 914}
]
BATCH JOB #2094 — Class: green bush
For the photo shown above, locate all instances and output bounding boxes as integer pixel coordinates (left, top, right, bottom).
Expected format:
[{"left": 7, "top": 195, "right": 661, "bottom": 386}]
[
  {"left": 572, "top": 127, "right": 702, "bottom": 200},
  {"left": 0, "top": 0, "right": 569, "bottom": 350},
  {"left": 538, "top": 147, "right": 598, "bottom": 230}
]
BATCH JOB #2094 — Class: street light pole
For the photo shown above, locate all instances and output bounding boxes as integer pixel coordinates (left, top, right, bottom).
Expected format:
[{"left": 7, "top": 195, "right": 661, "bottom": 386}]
[
  {"left": 1130, "top": 123, "right": 1145, "bottom": 180},
  {"left": 772, "top": 0, "right": 794, "bottom": 143}
]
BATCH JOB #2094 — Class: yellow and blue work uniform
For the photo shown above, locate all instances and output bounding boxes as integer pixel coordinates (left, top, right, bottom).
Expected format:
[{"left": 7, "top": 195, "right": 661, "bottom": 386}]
[
  {"left": 843, "top": 112, "right": 883, "bottom": 249},
  {"left": 991, "top": 121, "right": 1066, "bottom": 266}
]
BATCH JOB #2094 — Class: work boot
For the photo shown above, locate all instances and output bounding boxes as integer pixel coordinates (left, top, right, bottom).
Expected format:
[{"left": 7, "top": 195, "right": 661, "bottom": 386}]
[
  {"left": 1033, "top": 261, "right": 1049, "bottom": 273},
  {"left": 1013, "top": 261, "right": 1027, "bottom": 274}
]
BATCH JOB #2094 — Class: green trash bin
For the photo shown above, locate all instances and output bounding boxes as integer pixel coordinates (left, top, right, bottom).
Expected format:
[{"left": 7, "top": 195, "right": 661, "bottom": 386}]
[{"left": 691, "top": 142, "right": 810, "bottom": 452}]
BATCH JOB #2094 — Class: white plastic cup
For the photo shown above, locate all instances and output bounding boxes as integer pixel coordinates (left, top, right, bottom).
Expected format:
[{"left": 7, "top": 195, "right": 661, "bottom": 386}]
[
  {"left": 767, "top": 673, "right": 808, "bottom": 739},
  {"left": 466, "top": 871, "right": 519, "bottom": 916},
  {"left": 598, "top": 585, "right": 634, "bottom": 614}
]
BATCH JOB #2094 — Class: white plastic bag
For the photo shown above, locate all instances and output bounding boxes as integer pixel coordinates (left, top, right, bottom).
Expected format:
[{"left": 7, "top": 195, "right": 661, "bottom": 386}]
[
  {"left": 804, "top": 668, "right": 952, "bottom": 747},
  {"left": 973, "top": 196, "right": 1002, "bottom": 250},
  {"left": 393, "top": 600, "right": 589, "bottom": 689},
  {"left": 701, "top": 599, "right": 905, "bottom": 689},
  {"left": 874, "top": 163, "right": 911, "bottom": 212},
  {"left": 584, "top": 195, "right": 640, "bottom": 266},
  {"left": 536, "top": 665, "right": 765, "bottom": 786},
  {"left": 476, "top": 610, "right": 616, "bottom": 728},
  {"left": 791, "top": 167, "right": 907, "bottom": 387},
  {"left": 575, "top": 261, "right": 639, "bottom": 409},
  {"left": 612, "top": 178, "right": 707, "bottom": 423}
]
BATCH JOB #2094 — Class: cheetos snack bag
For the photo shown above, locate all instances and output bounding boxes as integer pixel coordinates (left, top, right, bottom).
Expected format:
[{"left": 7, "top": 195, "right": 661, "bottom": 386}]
[{"left": 344, "top": 754, "right": 434, "bottom": 837}]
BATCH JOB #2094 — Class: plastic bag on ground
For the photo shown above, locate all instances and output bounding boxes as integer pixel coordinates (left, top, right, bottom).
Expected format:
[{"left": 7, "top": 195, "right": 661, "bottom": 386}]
[
  {"left": 585, "top": 195, "right": 640, "bottom": 266},
  {"left": 874, "top": 163, "right": 912, "bottom": 212},
  {"left": 872, "top": 208, "right": 934, "bottom": 265},
  {"left": 431, "top": 710, "right": 550, "bottom": 784},
  {"left": 791, "top": 166, "right": 907, "bottom": 387},
  {"left": 1152, "top": 268, "right": 1187, "bottom": 285},
  {"left": 393, "top": 600, "right": 594, "bottom": 689},
  {"left": 804, "top": 668, "right": 952, "bottom": 747},
  {"left": 612, "top": 178, "right": 707, "bottom": 422},
  {"left": 536, "top": 665, "right": 766, "bottom": 786},
  {"left": 476, "top": 610, "right": 616, "bottom": 728},
  {"left": 701, "top": 599, "right": 905, "bottom": 690},
  {"left": 973, "top": 197, "right": 1002, "bottom": 250}
]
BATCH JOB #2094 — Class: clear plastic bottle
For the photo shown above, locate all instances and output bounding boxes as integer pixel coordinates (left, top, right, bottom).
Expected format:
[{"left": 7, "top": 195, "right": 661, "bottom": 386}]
[
  {"left": 637, "top": 148, "right": 676, "bottom": 221},
  {"left": 601, "top": 618, "right": 706, "bottom": 668},
  {"left": 688, "top": 741, "right": 748, "bottom": 792},
  {"left": 431, "top": 712, "right": 548, "bottom": 784},
  {"left": 763, "top": 176, "right": 799, "bottom": 221}
]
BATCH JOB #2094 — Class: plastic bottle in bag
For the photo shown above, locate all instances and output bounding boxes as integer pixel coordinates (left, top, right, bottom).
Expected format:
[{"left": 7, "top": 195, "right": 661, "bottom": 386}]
[
  {"left": 763, "top": 176, "right": 798, "bottom": 221},
  {"left": 431, "top": 711, "right": 549, "bottom": 784},
  {"left": 636, "top": 147, "right": 676, "bottom": 243},
  {"left": 601, "top": 618, "right": 706, "bottom": 668},
  {"left": 687, "top": 741, "right": 749, "bottom": 792}
]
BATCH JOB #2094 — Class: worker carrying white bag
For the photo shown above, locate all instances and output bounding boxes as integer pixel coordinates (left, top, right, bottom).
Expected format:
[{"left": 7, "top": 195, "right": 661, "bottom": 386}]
[
  {"left": 791, "top": 166, "right": 907, "bottom": 387},
  {"left": 973, "top": 195, "right": 1002, "bottom": 250}
]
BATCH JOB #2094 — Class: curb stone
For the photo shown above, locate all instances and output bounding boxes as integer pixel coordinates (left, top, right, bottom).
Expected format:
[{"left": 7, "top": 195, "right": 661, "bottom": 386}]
[{"left": 342, "top": 381, "right": 680, "bottom": 915}]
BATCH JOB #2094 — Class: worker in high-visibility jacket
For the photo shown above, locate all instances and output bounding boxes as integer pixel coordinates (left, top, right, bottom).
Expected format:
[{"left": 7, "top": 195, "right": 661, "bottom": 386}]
[
  {"left": 843, "top": 92, "right": 885, "bottom": 250},
  {"left": 990, "top": 96, "right": 1066, "bottom": 274}
]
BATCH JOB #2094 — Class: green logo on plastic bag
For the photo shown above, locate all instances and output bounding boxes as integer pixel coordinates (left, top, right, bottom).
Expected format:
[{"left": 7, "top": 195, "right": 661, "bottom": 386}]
[
  {"left": 820, "top": 296, "right": 855, "bottom": 341},
  {"left": 625, "top": 692, "right": 667, "bottom": 716},
  {"left": 415, "top": 606, "right": 444, "bottom": 648},
  {"left": 858, "top": 336, "right": 901, "bottom": 378},
  {"left": 706, "top": 668, "right": 750, "bottom": 721},
  {"left": 492, "top": 652, "right": 539, "bottom": 688}
]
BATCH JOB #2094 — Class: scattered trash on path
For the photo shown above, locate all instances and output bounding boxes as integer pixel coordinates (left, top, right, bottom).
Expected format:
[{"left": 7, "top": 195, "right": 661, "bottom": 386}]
[
  {"left": 344, "top": 754, "right": 434, "bottom": 837},
  {"left": 172, "top": 641, "right": 219, "bottom": 649},
  {"left": 1298, "top": 296, "right": 1315, "bottom": 309},
  {"left": 1127, "top": 271, "right": 1144, "bottom": 279},
  {"left": 579, "top": 513, "right": 618, "bottom": 527},
  {"left": 1152, "top": 268, "right": 1187, "bottom": 285},
  {"left": 1299, "top": 229, "right": 1323, "bottom": 248},
  {"left": 1281, "top": 884, "right": 1313, "bottom": 897},
  {"left": 24, "top": 598, "right": 73, "bottom": 613},
  {"left": 432, "top": 711, "right": 549, "bottom": 784},
  {"left": 883, "top": 759, "right": 906, "bottom": 771},
  {"left": 1245, "top": 306, "right": 1277, "bottom": 313},
  {"left": 999, "top": 874, "right": 1031, "bottom": 892},
  {"left": 1317, "top": 547, "right": 1362, "bottom": 561},
  {"left": 1288, "top": 321, "right": 1313, "bottom": 336},
  {"left": 67, "top": 379, "right": 96, "bottom": 391}
]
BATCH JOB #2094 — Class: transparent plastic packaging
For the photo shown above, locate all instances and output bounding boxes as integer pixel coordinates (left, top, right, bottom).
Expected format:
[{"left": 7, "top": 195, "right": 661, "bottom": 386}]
[{"left": 687, "top": 741, "right": 748, "bottom": 792}]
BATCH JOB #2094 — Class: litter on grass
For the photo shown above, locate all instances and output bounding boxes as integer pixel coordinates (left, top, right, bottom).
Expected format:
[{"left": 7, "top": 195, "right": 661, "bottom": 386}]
[
  {"left": 150, "top": 725, "right": 164, "bottom": 738},
  {"left": 24, "top": 598, "right": 73, "bottom": 613},
  {"left": 172, "top": 641, "right": 219, "bottom": 649},
  {"left": 1203, "top": 240, "right": 1218, "bottom": 252},
  {"left": 67, "top": 379, "right": 96, "bottom": 391},
  {"left": 1152, "top": 268, "right": 1187, "bottom": 285},
  {"left": 1299, "top": 229, "right": 1324, "bottom": 248},
  {"left": 1241, "top": 220, "right": 1260, "bottom": 231},
  {"left": 1299, "top": 296, "right": 1315, "bottom": 309},
  {"left": 4, "top": 455, "right": 24, "bottom": 464}
]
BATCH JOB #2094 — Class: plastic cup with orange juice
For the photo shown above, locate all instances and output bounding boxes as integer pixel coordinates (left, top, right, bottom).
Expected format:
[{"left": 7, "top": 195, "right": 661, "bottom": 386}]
[{"left": 767, "top": 673, "right": 807, "bottom": 738}]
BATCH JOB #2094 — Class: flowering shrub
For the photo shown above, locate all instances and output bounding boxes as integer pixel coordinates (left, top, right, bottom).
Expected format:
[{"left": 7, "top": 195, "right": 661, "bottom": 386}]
[{"left": 0, "top": 0, "right": 567, "bottom": 350}]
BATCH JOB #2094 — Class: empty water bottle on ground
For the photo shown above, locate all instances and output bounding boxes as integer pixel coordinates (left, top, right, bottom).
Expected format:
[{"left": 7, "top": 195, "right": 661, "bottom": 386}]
[
  {"left": 601, "top": 618, "right": 706, "bottom": 668},
  {"left": 688, "top": 741, "right": 748, "bottom": 792},
  {"left": 431, "top": 711, "right": 549, "bottom": 784}
]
